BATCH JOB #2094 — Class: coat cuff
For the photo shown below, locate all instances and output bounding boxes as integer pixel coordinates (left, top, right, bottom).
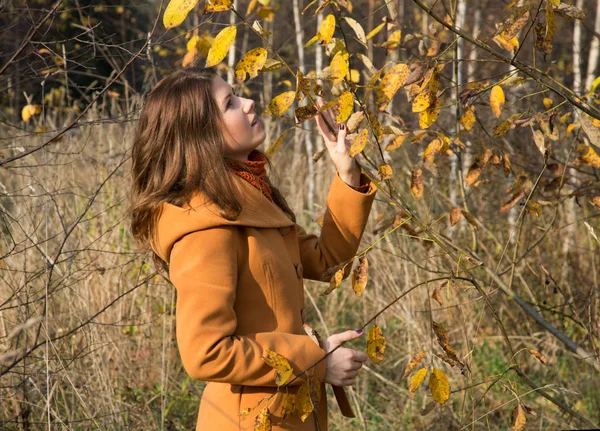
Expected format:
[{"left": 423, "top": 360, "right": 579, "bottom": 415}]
[{"left": 304, "top": 336, "right": 328, "bottom": 382}]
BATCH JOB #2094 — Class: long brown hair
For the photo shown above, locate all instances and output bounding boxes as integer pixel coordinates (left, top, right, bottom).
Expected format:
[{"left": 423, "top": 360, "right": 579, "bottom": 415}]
[{"left": 128, "top": 67, "right": 295, "bottom": 274}]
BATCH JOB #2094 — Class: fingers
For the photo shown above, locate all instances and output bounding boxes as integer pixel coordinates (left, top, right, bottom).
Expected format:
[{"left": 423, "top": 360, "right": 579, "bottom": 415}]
[
  {"left": 328, "top": 329, "right": 364, "bottom": 345},
  {"left": 336, "top": 124, "right": 348, "bottom": 153}
]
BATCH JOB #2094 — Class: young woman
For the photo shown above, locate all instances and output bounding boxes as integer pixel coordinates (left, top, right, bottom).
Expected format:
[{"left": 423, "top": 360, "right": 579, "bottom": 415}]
[{"left": 129, "top": 67, "right": 377, "bottom": 431}]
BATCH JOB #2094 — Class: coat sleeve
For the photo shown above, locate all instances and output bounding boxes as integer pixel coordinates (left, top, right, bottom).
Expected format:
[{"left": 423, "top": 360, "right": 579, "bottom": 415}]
[
  {"left": 297, "top": 171, "right": 377, "bottom": 281},
  {"left": 168, "top": 226, "right": 328, "bottom": 386}
]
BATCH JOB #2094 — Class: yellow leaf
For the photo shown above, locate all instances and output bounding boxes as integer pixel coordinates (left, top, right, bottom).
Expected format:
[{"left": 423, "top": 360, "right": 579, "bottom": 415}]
[
  {"left": 574, "top": 144, "right": 600, "bottom": 168},
  {"left": 419, "top": 106, "right": 439, "bottom": 129},
  {"left": 254, "top": 406, "right": 271, "bottom": 431},
  {"left": 527, "top": 349, "right": 548, "bottom": 365},
  {"left": 432, "top": 321, "right": 449, "bottom": 345},
  {"left": 294, "top": 105, "right": 318, "bottom": 123},
  {"left": 543, "top": 97, "right": 553, "bottom": 109},
  {"left": 351, "top": 256, "right": 368, "bottom": 296},
  {"left": 460, "top": 106, "right": 476, "bottom": 131},
  {"left": 366, "top": 21, "right": 385, "bottom": 40},
  {"left": 510, "top": 403, "right": 527, "bottom": 431},
  {"left": 465, "top": 149, "right": 494, "bottom": 186},
  {"left": 412, "top": 90, "right": 432, "bottom": 113},
  {"left": 423, "top": 138, "right": 442, "bottom": 164},
  {"left": 206, "top": 25, "right": 237, "bottom": 67},
  {"left": 347, "top": 111, "right": 365, "bottom": 132},
  {"left": 262, "top": 349, "right": 293, "bottom": 386},
  {"left": 409, "top": 367, "right": 427, "bottom": 393},
  {"left": 343, "top": 16, "right": 366, "bottom": 44},
  {"left": 580, "top": 113, "right": 600, "bottom": 149},
  {"left": 318, "top": 14, "right": 336, "bottom": 45},
  {"left": 163, "top": 0, "right": 199, "bottom": 29},
  {"left": 266, "top": 128, "right": 293, "bottom": 158},
  {"left": 401, "top": 351, "right": 427, "bottom": 380},
  {"left": 203, "top": 0, "right": 232, "bottom": 13},
  {"left": 266, "top": 91, "right": 295, "bottom": 117},
  {"left": 280, "top": 393, "right": 295, "bottom": 420},
  {"left": 378, "top": 163, "right": 393, "bottom": 180},
  {"left": 295, "top": 375, "right": 321, "bottom": 422},
  {"left": 235, "top": 47, "right": 268, "bottom": 82},
  {"left": 591, "top": 196, "right": 600, "bottom": 209},
  {"left": 490, "top": 85, "right": 505, "bottom": 118},
  {"left": 385, "top": 133, "right": 409, "bottom": 151},
  {"left": 381, "top": 30, "right": 402, "bottom": 55},
  {"left": 429, "top": 368, "right": 450, "bottom": 405},
  {"left": 21, "top": 104, "right": 41, "bottom": 122},
  {"left": 335, "top": 91, "right": 354, "bottom": 123},
  {"left": 411, "top": 168, "right": 424, "bottom": 199},
  {"left": 376, "top": 63, "right": 409, "bottom": 111},
  {"left": 329, "top": 50, "right": 349, "bottom": 83},
  {"left": 349, "top": 128, "right": 369, "bottom": 157},
  {"left": 239, "top": 407, "right": 252, "bottom": 417},
  {"left": 367, "top": 325, "right": 386, "bottom": 365},
  {"left": 449, "top": 207, "right": 462, "bottom": 226},
  {"left": 323, "top": 267, "right": 344, "bottom": 295}
]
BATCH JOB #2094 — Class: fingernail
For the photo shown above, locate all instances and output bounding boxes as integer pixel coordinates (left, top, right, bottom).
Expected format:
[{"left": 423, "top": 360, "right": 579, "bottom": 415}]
[
  {"left": 356, "top": 329, "right": 363, "bottom": 334},
  {"left": 340, "top": 124, "right": 345, "bottom": 130}
]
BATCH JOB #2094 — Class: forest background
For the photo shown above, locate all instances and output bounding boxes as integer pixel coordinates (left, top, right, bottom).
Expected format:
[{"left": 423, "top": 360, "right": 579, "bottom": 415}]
[{"left": 1, "top": 0, "right": 600, "bottom": 429}]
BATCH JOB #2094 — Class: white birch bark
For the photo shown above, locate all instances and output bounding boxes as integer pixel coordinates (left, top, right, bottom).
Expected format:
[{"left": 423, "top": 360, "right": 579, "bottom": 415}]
[
  {"left": 573, "top": 0, "right": 583, "bottom": 95},
  {"left": 226, "top": 0, "right": 238, "bottom": 85},
  {"left": 293, "top": 0, "right": 313, "bottom": 211},
  {"left": 585, "top": 0, "right": 600, "bottom": 93}
]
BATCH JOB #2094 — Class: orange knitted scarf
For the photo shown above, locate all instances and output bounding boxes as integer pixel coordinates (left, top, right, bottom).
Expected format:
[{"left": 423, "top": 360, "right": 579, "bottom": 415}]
[{"left": 226, "top": 150, "right": 273, "bottom": 202}]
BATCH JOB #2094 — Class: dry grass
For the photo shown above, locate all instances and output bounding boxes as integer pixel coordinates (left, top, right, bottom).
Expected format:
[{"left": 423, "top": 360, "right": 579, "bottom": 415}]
[{"left": 1, "top": 105, "right": 599, "bottom": 430}]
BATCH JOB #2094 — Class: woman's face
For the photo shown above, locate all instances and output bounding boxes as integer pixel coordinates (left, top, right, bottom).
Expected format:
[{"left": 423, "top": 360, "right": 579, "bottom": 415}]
[{"left": 212, "top": 75, "right": 265, "bottom": 160}]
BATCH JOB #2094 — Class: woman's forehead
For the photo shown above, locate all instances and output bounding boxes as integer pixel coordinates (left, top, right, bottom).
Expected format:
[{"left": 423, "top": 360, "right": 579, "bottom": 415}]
[{"left": 212, "top": 76, "right": 231, "bottom": 99}]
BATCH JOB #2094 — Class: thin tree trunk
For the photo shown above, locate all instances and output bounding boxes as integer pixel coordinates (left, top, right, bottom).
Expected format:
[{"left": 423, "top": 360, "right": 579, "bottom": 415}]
[
  {"left": 315, "top": 2, "right": 325, "bottom": 202},
  {"left": 585, "top": 0, "right": 600, "bottom": 93},
  {"left": 293, "top": 0, "right": 312, "bottom": 212},
  {"left": 226, "top": 0, "right": 238, "bottom": 85},
  {"left": 573, "top": 0, "right": 583, "bottom": 95}
]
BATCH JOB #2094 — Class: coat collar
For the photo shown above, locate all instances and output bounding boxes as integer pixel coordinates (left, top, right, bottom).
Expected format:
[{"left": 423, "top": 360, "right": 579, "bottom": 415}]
[{"left": 154, "top": 176, "right": 294, "bottom": 263}]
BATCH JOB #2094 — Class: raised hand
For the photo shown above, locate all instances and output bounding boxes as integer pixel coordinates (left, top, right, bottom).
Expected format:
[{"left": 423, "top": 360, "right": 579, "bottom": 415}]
[{"left": 314, "top": 98, "right": 361, "bottom": 187}]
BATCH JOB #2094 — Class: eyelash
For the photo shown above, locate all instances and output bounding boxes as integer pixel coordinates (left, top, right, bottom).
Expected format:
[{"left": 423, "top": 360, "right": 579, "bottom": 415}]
[{"left": 227, "top": 90, "right": 239, "bottom": 108}]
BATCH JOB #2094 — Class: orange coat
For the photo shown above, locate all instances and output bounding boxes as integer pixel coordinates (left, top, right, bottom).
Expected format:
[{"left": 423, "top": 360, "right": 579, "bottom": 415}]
[{"left": 153, "top": 172, "right": 377, "bottom": 430}]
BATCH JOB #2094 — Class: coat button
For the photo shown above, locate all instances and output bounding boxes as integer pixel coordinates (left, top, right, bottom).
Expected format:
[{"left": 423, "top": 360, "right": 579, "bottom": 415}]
[
  {"left": 295, "top": 263, "right": 303, "bottom": 279},
  {"left": 279, "top": 226, "right": 291, "bottom": 236}
]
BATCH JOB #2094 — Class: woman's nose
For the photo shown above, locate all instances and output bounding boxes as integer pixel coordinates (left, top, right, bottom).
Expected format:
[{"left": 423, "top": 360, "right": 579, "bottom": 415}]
[{"left": 244, "top": 97, "right": 255, "bottom": 113}]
